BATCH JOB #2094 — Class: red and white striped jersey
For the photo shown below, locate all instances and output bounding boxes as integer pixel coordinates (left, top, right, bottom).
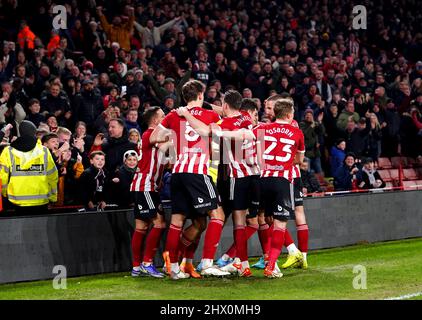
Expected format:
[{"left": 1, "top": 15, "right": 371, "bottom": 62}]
[
  {"left": 130, "top": 128, "right": 166, "bottom": 192},
  {"left": 218, "top": 114, "right": 260, "bottom": 178},
  {"left": 253, "top": 121, "right": 305, "bottom": 181},
  {"left": 159, "top": 107, "right": 220, "bottom": 175}
]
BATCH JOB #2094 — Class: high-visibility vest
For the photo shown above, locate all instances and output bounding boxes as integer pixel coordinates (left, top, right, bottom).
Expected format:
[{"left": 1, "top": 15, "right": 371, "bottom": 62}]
[{"left": 0, "top": 141, "right": 58, "bottom": 207}]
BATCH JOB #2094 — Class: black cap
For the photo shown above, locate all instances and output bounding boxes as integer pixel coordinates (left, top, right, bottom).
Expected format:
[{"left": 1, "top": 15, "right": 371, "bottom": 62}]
[
  {"left": 81, "top": 79, "right": 93, "bottom": 85},
  {"left": 363, "top": 157, "right": 374, "bottom": 164},
  {"left": 164, "top": 77, "right": 175, "bottom": 85},
  {"left": 19, "top": 120, "right": 37, "bottom": 137}
]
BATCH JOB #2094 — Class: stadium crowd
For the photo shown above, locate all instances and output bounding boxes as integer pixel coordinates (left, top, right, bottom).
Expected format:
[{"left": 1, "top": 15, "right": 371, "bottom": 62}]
[{"left": 0, "top": 0, "right": 421, "bottom": 211}]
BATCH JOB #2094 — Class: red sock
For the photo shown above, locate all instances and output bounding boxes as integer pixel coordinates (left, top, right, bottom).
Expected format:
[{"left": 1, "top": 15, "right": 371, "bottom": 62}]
[
  {"left": 258, "top": 224, "right": 271, "bottom": 256},
  {"left": 202, "top": 218, "right": 224, "bottom": 260},
  {"left": 225, "top": 224, "right": 257, "bottom": 258},
  {"left": 178, "top": 232, "right": 193, "bottom": 260},
  {"left": 225, "top": 241, "right": 237, "bottom": 259},
  {"left": 297, "top": 224, "right": 309, "bottom": 253},
  {"left": 268, "top": 226, "right": 286, "bottom": 269},
  {"left": 284, "top": 229, "right": 294, "bottom": 248},
  {"left": 165, "top": 224, "right": 182, "bottom": 263},
  {"left": 142, "top": 226, "right": 163, "bottom": 264},
  {"left": 246, "top": 224, "right": 259, "bottom": 239},
  {"left": 234, "top": 225, "right": 248, "bottom": 262},
  {"left": 131, "top": 229, "right": 147, "bottom": 267},
  {"left": 184, "top": 237, "right": 200, "bottom": 260}
]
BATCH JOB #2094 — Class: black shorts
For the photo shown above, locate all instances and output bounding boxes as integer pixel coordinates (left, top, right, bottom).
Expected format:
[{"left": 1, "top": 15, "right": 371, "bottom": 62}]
[
  {"left": 260, "top": 177, "right": 295, "bottom": 221},
  {"left": 228, "top": 175, "right": 260, "bottom": 218},
  {"left": 217, "top": 177, "right": 232, "bottom": 218},
  {"left": 133, "top": 191, "right": 162, "bottom": 221},
  {"left": 171, "top": 173, "right": 219, "bottom": 217},
  {"left": 293, "top": 177, "right": 304, "bottom": 207}
]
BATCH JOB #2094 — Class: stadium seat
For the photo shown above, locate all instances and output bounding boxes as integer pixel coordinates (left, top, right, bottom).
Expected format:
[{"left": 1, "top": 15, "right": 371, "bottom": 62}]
[
  {"left": 385, "top": 181, "right": 394, "bottom": 189},
  {"left": 391, "top": 156, "right": 406, "bottom": 168},
  {"left": 402, "top": 180, "right": 417, "bottom": 190},
  {"left": 378, "top": 157, "right": 392, "bottom": 169},
  {"left": 406, "top": 157, "right": 416, "bottom": 167},
  {"left": 378, "top": 169, "right": 392, "bottom": 182},
  {"left": 389, "top": 169, "right": 399, "bottom": 181},
  {"left": 403, "top": 168, "right": 418, "bottom": 180}
]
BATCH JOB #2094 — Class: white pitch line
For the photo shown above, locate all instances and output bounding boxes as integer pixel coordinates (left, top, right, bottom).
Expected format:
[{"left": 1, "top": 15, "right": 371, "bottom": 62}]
[{"left": 384, "top": 292, "right": 422, "bottom": 300}]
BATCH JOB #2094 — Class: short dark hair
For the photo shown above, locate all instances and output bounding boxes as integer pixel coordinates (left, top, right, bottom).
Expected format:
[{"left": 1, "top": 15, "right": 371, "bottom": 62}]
[
  {"left": 109, "top": 117, "right": 125, "bottom": 127},
  {"left": 182, "top": 80, "right": 205, "bottom": 103},
  {"left": 28, "top": 98, "right": 40, "bottom": 106},
  {"left": 223, "top": 90, "right": 242, "bottom": 110},
  {"left": 41, "top": 133, "right": 58, "bottom": 144},
  {"left": 90, "top": 151, "right": 106, "bottom": 159},
  {"left": 240, "top": 98, "right": 258, "bottom": 113},
  {"left": 143, "top": 106, "right": 161, "bottom": 126},
  {"left": 266, "top": 93, "right": 289, "bottom": 103}
]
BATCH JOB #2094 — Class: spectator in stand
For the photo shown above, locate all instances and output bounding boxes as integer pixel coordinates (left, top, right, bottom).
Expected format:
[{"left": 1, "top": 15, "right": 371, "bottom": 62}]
[
  {"left": 111, "top": 150, "right": 138, "bottom": 208},
  {"left": 96, "top": 6, "right": 135, "bottom": 52},
  {"left": 73, "top": 79, "right": 104, "bottom": 134},
  {"left": 78, "top": 151, "right": 108, "bottom": 212},
  {"left": 300, "top": 158, "right": 323, "bottom": 195},
  {"left": 333, "top": 152, "right": 362, "bottom": 191},
  {"left": 337, "top": 99, "right": 360, "bottom": 131},
  {"left": 103, "top": 85, "right": 120, "bottom": 109},
  {"left": 90, "top": 118, "right": 136, "bottom": 174},
  {"left": 365, "top": 113, "right": 383, "bottom": 163},
  {"left": 0, "top": 89, "right": 26, "bottom": 134},
  {"left": 344, "top": 118, "right": 369, "bottom": 158},
  {"left": 300, "top": 109, "right": 325, "bottom": 175},
  {"left": 125, "top": 109, "right": 142, "bottom": 133},
  {"left": 330, "top": 139, "right": 347, "bottom": 177},
  {"left": 358, "top": 157, "right": 386, "bottom": 190}
]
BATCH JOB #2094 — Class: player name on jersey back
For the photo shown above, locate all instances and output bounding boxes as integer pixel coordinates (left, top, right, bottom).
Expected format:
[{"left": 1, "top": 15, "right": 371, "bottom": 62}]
[{"left": 253, "top": 122, "right": 305, "bottom": 180}]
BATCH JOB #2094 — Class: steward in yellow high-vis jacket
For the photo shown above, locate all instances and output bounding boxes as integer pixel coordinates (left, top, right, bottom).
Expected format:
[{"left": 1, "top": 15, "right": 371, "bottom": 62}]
[{"left": 0, "top": 121, "right": 58, "bottom": 214}]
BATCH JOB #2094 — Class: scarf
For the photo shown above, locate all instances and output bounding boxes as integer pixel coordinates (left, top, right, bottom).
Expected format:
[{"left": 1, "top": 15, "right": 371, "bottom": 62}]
[
  {"left": 362, "top": 167, "right": 376, "bottom": 186},
  {"left": 94, "top": 168, "right": 106, "bottom": 193}
]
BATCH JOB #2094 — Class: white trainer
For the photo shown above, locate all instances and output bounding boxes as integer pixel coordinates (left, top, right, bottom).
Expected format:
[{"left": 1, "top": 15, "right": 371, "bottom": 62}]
[
  {"left": 220, "top": 262, "right": 239, "bottom": 274},
  {"left": 170, "top": 270, "right": 190, "bottom": 280},
  {"left": 201, "top": 266, "right": 231, "bottom": 277}
]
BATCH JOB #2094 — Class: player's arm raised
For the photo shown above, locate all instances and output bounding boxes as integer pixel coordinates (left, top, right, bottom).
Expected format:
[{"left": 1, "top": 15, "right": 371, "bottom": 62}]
[{"left": 216, "top": 127, "right": 255, "bottom": 141}]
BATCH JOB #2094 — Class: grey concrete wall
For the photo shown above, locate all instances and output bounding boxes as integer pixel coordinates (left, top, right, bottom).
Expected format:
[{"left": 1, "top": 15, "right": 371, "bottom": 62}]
[{"left": 0, "top": 190, "right": 421, "bottom": 284}]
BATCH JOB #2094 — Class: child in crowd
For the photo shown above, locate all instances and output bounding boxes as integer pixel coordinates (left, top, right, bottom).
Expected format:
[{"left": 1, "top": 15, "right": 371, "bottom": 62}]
[
  {"left": 78, "top": 151, "right": 107, "bottom": 211},
  {"left": 111, "top": 150, "right": 139, "bottom": 208},
  {"left": 26, "top": 98, "right": 45, "bottom": 128}
]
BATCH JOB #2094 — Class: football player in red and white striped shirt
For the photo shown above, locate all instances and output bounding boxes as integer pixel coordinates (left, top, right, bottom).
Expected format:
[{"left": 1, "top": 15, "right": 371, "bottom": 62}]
[
  {"left": 130, "top": 107, "right": 170, "bottom": 278},
  {"left": 252, "top": 98, "right": 305, "bottom": 278},
  {"left": 279, "top": 118, "right": 309, "bottom": 270},
  {"left": 181, "top": 90, "right": 259, "bottom": 277},
  {"left": 150, "top": 80, "right": 230, "bottom": 279}
]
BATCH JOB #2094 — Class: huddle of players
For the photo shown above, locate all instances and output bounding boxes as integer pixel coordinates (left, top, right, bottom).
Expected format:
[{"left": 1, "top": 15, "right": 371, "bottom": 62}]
[{"left": 130, "top": 79, "right": 309, "bottom": 280}]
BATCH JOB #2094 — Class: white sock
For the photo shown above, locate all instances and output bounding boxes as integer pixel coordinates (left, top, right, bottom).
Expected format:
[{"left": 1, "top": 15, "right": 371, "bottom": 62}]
[
  {"left": 186, "top": 258, "right": 193, "bottom": 264},
  {"left": 171, "top": 263, "right": 180, "bottom": 274},
  {"left": 201, "top": 258, "right": 213, "bottom": 269},
  {"left": 302, "top": 252, "right": 307, "bottom": 260},
  {"left": 142, "top": 262, "right": 152, "bottom": 267},
  {"left": 241, "top": 261, "right": 250, "bottom": 271},
  {"left": 133, "top": 266, "right": 140, "bottom": 271},
  {"left": 287, "top": 243, "right": 299, "bottom": 255},
  {"left": 221, "top": 254, "right": 231, "bottom": 261}
]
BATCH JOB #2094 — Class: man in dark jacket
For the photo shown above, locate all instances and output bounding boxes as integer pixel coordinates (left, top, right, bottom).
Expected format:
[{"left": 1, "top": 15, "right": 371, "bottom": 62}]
[
  {"left": 40, "top": 83, "right": 71, "bottom": 126},
  {"left": 73, "top": 79, "right": 104, "bottom": 134},
  {"left": 90, "top": 118, "right": 136, "bottom": 174}
]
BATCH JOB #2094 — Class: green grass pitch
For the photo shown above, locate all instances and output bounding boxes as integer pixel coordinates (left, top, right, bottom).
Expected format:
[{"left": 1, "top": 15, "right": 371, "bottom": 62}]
[{"left": 1, "top": 238, "right": 421, "bottom": 300}]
